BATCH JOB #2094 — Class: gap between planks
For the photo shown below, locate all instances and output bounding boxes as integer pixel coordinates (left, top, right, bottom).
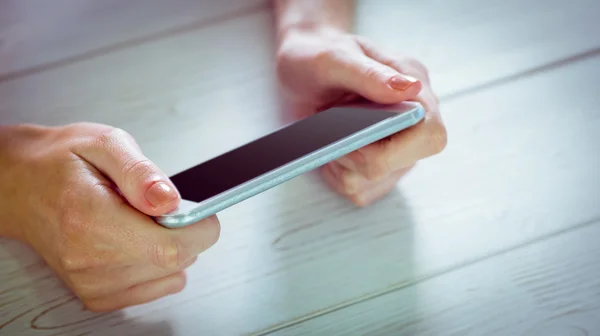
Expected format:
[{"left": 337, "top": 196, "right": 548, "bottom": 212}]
[
  {"left": 1, "top": 6, "right": 598, "bottom": 335},
  {"left": 0, "top": 2, "right": 270, "bottom": 83},
  {"left": 251, "top": 216, "right": 600, "bottom": 335},
  {"left": 250, "top": 48, "right": 600, "bottom": 332},
  {"left": 439, "top": 47, "right": 600, "bottom": 103}
]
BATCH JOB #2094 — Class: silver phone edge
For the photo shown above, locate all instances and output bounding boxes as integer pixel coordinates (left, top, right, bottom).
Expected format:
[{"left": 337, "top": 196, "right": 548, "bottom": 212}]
[{"left": 154, "top": 105, "right": 425, "bottom": 228}]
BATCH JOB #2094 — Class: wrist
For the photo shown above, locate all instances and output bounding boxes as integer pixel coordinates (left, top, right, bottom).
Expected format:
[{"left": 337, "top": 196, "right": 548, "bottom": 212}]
[
  {"left": 274, "top": 0, "right": 354, "bottom": 46},
  {"left": 278, "top": 22, "right": 342, "bottom": 42},
  {"left": 0, "top": 124, "right": 47, "bottom": 241},
  {"left": 276, "top": 22, "right": 348, "bottom": 56}
]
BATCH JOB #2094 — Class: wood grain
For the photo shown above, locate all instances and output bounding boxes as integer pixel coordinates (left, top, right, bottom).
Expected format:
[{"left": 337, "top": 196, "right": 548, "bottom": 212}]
[
  {"left": 356, "top": 0, "right": 600, "bottom": 98},
  {"left": 0, "top": 0, "right": 599, "bottom": 335},
  {"left": 0, "top": 0, "right": 598, "bottom": 173},
  {"left": 271, "top": 220, "right": 600, "bottom": 336},
  {"left": 0, "top": 0, "right": 269, "bottom": 79},
  {"left": 1, "top": 49, "right": 598, "bottom": 336}
]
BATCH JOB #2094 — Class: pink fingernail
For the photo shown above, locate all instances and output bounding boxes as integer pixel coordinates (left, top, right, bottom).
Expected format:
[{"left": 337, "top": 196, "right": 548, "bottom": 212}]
[
  {"left": 388, "top": 75, "right": 418, "bottom": 91},
  {"left": 145, "top": 182, "right": 178, "bottom": 208}
]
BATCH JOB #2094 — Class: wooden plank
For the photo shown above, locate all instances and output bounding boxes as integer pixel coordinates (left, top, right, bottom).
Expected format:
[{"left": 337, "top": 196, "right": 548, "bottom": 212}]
[
  {"left": 0, "top": 1, "right": 600, "bottom": 335},
  {"left": 1, "top": 0, "right": 599, "bottom": 92},
  {"left": 0, "top": 0, "right": 598, "bottom": 173},
  {"left": 271, "top": 220, "right": 600, "bottom": 335},
  {"left": 1, "top": 46, "right": 599, "bottom": 336},
  {"left": 0, "top": 0, "right": 269, "bottom": 79},
  {"left": 356, "top": 0, "right": 600, "bottom": 97},
  {"left": 0, "top": 9, "right": 283, "bottom": 176}
]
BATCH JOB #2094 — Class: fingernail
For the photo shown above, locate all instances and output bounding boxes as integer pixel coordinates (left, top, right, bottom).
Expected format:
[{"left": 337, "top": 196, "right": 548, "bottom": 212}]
[
  {"left": 388, "top": 75, "right": 418, "bottom": 91},
  {"left": 145, "top": 182, "right": 179, "bottom": 208}
]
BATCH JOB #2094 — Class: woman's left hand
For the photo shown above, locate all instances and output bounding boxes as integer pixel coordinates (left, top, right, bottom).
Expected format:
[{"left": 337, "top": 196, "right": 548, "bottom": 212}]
[{"left": 275, "top": 27, "right": 447, "bottom": 206}]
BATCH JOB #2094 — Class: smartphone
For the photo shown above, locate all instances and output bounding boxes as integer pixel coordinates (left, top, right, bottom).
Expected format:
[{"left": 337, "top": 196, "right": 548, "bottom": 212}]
[{"left": 154, "top": 101, "right": 425, "bottom": 228}]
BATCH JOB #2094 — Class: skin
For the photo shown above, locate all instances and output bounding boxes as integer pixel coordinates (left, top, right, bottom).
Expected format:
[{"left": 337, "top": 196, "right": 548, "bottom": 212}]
[
  {"left": 274, "top": 0, "right": 447, "bottom": 206},
  {"left": 0, "top": 0, "right": 446, "bottom": 312},
  {"left": 0, "top": 123, "right": 220, "bottom": 312}
]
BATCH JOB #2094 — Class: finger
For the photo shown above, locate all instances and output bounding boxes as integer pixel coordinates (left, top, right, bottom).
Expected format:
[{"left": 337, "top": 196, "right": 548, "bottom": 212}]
[
  {"left": 354, "top": 39, "right": 440, "bottom": 118},
  {"left": 355, "top": 38, "right": 440, "bottom": 104},
  {"left": 60, "top": 183, "right": 220, "bottom": 272},
  {"left": 325, "top": 161, "right": 381, "bottom": 195},
  {"left": 323, "top": 161, "right": 413, "bottom": 197},
  {"left": 334, "top": 88, "right": 445, "bottom": 181},
  {"left": 318, "top": 92, "right": 360, "bottom": 111},
  {"left": 334, "top": 161, "right": 414, "bottom": 195},
  {"left": 71, "top": 255, "right": 198, "bottom": 300},
  {"left": 73, "top": 127, "right": 179, "bottom": 216},
  {"left": 320, "top": 163, "right": 359, "bottom": 197},
  {"left": 321, "top": 163, "right": 409, "bottom": 207},
  {"left": 355, "top": 37, "right": 432, "bottom": 86},
  {"left": 349, "top": 171, "right": 405, "bottom": 207},
  {"left": 320, "top": 50, "right": 422, "bottom": 104},
  {"left": 122, "top": 209, "right": 220, "bottom": 270},
  {"left": 83, "top": 271, "right": 187, "bottom": 312}
]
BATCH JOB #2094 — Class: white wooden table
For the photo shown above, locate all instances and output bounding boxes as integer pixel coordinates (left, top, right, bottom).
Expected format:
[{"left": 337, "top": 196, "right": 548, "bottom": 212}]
[{"left": 1, "top": 1, "right": 600, "bottom": 335}]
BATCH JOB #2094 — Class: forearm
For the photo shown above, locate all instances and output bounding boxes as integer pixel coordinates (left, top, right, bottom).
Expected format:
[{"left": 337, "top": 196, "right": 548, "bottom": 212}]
[{"left": 273, "top": 0, "right": 355, "bottom": 40}]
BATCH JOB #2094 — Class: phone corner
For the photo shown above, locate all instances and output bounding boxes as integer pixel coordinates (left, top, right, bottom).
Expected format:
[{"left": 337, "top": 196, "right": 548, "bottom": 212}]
[{"left": 413, "top": 103, "right": 427, "bottom": 123}]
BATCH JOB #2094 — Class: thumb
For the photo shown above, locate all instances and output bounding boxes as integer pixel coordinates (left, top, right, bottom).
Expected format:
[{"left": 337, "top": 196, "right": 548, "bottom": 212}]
[
  {"left": 324, "top": 53, "right": 422, "bottom": 104},
  {"left": 74, "top": 128, "right": 180, "bottom": 216}
]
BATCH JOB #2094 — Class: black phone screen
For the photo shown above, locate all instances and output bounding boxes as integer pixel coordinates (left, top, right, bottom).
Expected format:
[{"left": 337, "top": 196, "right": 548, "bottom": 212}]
[{"left": 169, "top": 107, "right": 397, "bottom": 203}]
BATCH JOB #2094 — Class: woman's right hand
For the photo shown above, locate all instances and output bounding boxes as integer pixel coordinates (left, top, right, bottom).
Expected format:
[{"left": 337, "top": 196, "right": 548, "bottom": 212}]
[{"left": 0, "top": 122, "right": 220, "bottom": 312}]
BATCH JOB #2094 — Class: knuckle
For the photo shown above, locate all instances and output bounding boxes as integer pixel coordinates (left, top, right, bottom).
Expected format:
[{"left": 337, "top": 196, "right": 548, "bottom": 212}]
[
  {"left": 93, "top": 126, "right": 126, "bottom": 148},
  {"left": 313, "top": 48, "right": 336, "bottom": 65},
  {"left": 375, "top": 158, "right": 390, "bottom": 181},
  {"left": 82, "top": 299, "right": 109, "bottom": 313},
  {"left": 169, "top": 272, "right": 187, "bottom": 294},
  {"left": 60, "top": 247, "right": 114, "bottom": 272},
  {"left": 361, "top": 65, "right": 381, "bottom": 81},
  {"left": 365, "top": 159, "right": 387, "bottom": 181},
  {"left": 312, "top": 49, "right": 338, "bottom": 85},
  {"left": 405, "top": 57, "right": 429, "bottom": 75},
  {"left": 63, "top": 122, "right": 110, "bottom": 137},
  {"left": 60, "top": 252, "right": 90, "bottom": 272},
  {"left": 187, "top": 216, "right": 221, "bottom": 255},
  {"left": 57, "top": 197, "right": 79, "bottom": 226},
  {"left": 339, "top": 170, "right": 361, "bottom": 196},
  {"left": 360, "top": 65, "right": 392, "bottom": 99},
  {"left": 120, "top": 157, "right": 154, "bottom": 186},
  {"left": 350, "top": 193, "right": 369, "bottom": 207},
  {"left": 82, "top": 302, "right": 100, "bottom": 312},
  {"left": 365, "top": 142, "right": 392, "bottom": 181},
  {"left": 91, "top": 126, "right": 137, "bottom": 154},
  {"left": 182, "top": 255, "right": 199, "bottom": 268},
  {"left": 426, "top": 117, "right": 448, "bottom": 155},
  {"left": 353, "top": 35, "right": 374, "bottom": 49},
  {"left": 57, "top": 206, "right": 90, "bottom": 243},
  {"left": 70, "top": 280, "right": 97, "bottom": 300},
  {"left": 394, "top": 56, "right": 430, "bottom": 84},
  {"left": 149, "top": 238, "right": 186, "bottom": 269},
  {"left": 59, "top": 254, "right": 82, "bottom": 271},
  {"left": 203, "top": 216, "right": 221, "bottom": 250}
]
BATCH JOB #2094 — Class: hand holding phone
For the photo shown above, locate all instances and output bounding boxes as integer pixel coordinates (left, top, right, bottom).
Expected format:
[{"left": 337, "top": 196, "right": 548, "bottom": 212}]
[
  {"left": 275, "top": 20, "right": 446, "bottom": 208},
  {"left": 155, "top": 101, "right": 426, "bottom": 228},
  {"left": 0, "top": 123, "right": 219, "bottom": 312}
]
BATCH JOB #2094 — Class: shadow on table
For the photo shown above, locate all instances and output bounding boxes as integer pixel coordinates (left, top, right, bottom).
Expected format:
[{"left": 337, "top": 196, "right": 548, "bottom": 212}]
[{"left": 257, "top": 168, "right": 422, "bottom": 333}]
